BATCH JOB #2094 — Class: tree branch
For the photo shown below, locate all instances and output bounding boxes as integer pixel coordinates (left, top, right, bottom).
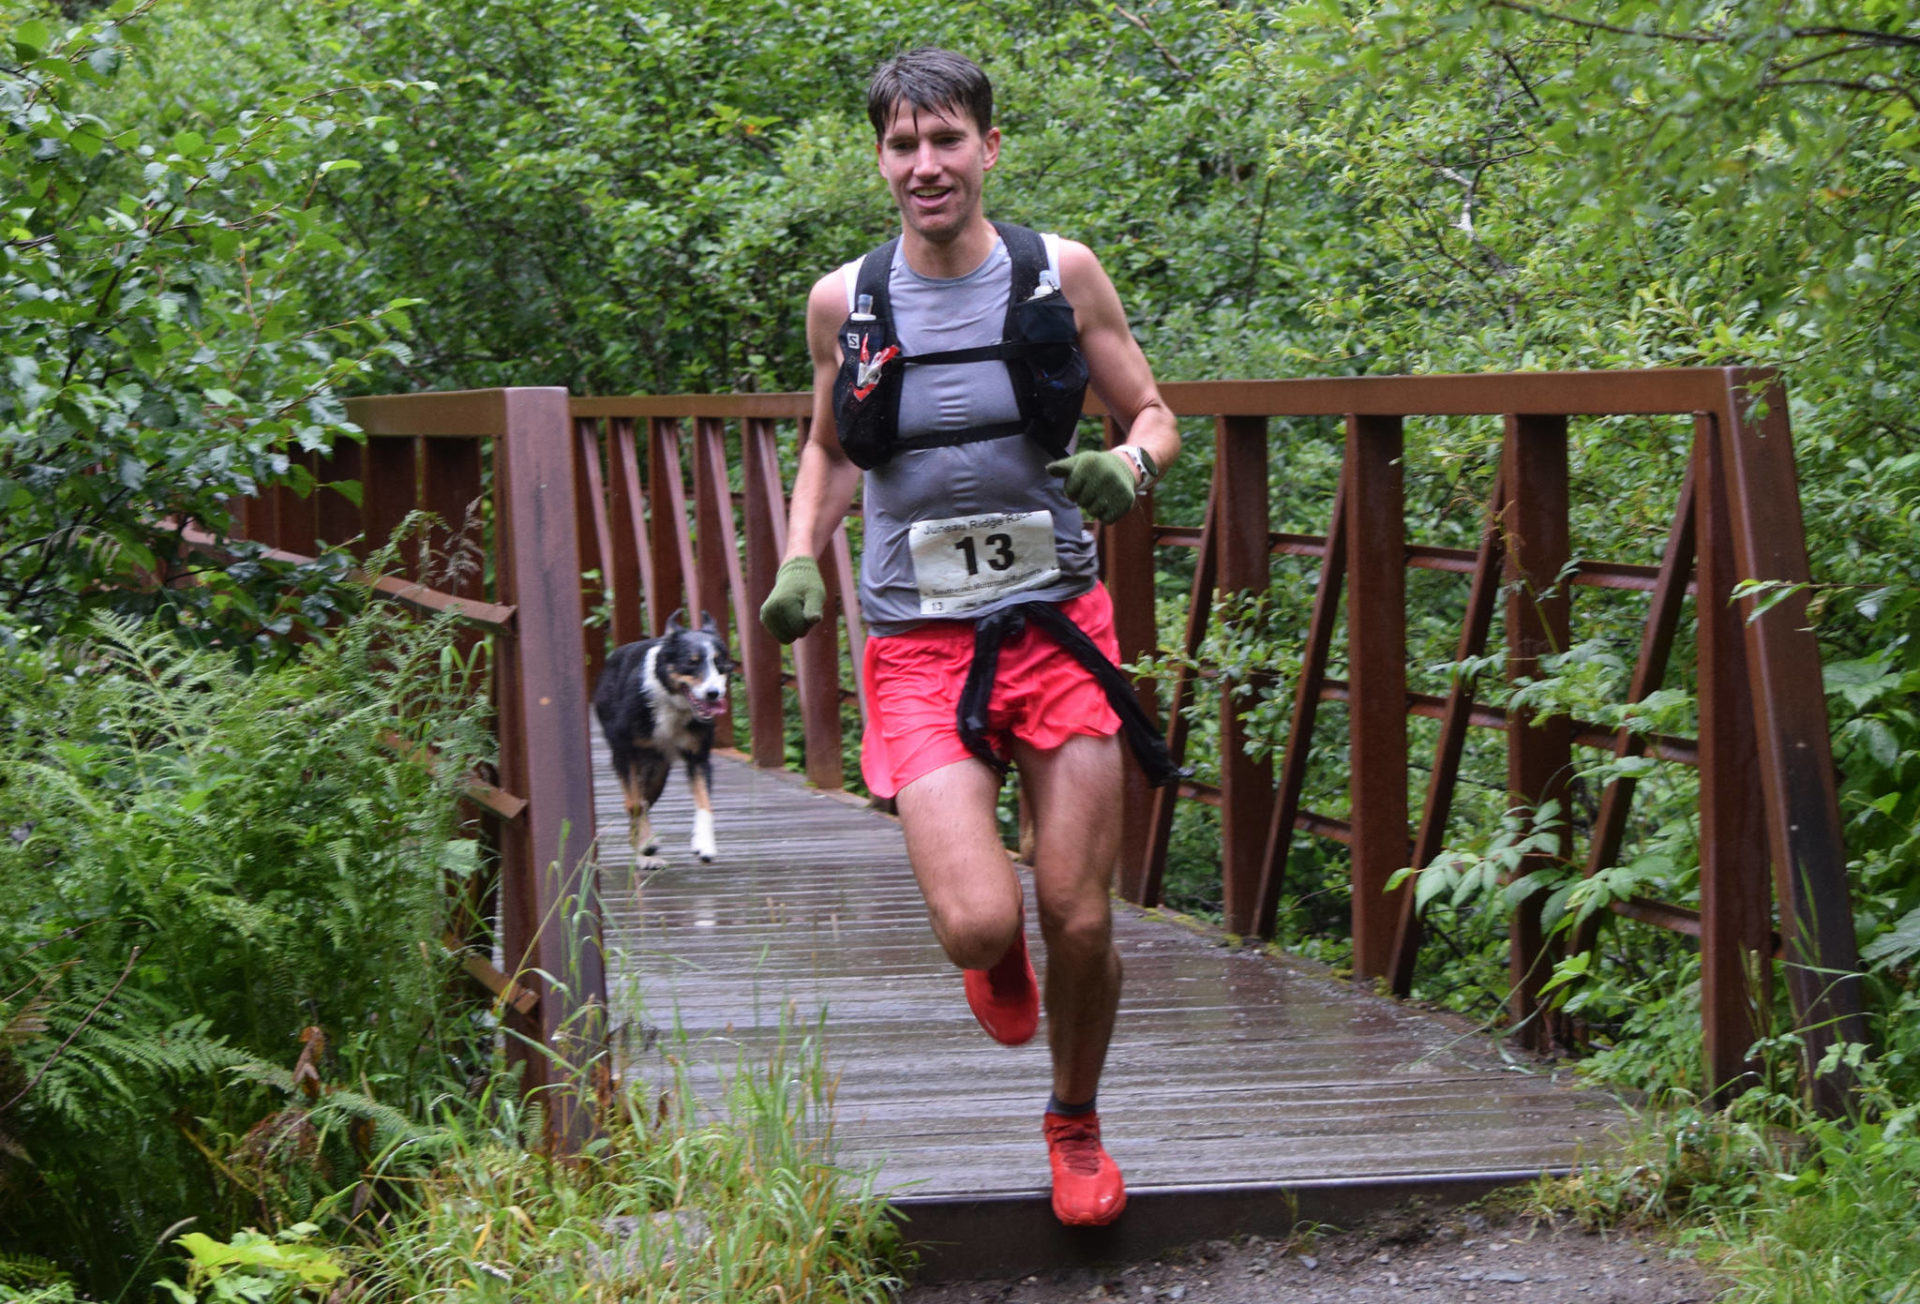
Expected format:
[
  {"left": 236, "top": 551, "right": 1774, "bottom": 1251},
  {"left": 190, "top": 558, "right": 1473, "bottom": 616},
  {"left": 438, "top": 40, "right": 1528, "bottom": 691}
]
[
  {"left": 1483, "top": 0, "right": 1724, "bottom": 44},
  {"left": 1105, "top": 1, "right": 1196, "bottom": 80}
]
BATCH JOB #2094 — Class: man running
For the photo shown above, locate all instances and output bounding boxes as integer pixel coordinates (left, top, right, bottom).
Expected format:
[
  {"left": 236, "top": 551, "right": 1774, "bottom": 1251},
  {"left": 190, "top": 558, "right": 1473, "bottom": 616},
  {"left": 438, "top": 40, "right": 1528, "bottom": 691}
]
[{"left": 759, "top": 47, "right": 1180, "bottom": 1227}]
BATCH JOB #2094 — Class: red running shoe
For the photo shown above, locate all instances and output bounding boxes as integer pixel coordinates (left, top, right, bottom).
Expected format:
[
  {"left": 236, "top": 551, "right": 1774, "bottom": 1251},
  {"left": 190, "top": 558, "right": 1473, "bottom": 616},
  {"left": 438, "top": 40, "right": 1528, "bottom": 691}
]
[
  {"left": 962, "top": 926, "right": 1038, "bottom": 1046},
  {"left": 1044, "top": 1111, "right": 1126, "bottom": 1225}
]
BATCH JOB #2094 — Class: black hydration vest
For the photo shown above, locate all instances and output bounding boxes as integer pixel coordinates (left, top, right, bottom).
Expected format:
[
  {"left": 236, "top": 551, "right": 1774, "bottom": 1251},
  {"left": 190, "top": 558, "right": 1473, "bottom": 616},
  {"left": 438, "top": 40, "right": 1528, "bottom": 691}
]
[{"left": 831, "top": 221, "right": 1091, "bottom": 471}]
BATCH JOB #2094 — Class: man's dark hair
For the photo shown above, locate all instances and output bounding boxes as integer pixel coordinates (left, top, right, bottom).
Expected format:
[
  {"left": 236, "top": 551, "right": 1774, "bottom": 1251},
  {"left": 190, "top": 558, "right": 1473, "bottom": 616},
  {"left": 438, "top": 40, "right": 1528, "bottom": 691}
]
[{"left": 866, "top": 48, "right": 993, "bottom": 138}]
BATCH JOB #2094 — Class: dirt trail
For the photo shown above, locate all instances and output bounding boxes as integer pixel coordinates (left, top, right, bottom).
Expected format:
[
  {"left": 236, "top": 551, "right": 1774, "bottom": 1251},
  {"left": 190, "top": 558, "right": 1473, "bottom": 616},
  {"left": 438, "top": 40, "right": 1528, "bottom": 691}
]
[{"left": 902, "top": 1209, "right": 1727, "bottom": 1304}]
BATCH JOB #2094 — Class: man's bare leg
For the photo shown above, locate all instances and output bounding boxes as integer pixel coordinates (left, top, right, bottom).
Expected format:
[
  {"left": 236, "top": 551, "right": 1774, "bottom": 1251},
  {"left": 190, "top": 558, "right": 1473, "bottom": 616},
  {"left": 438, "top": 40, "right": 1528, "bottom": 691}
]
[
  {"left": 1012, "top": 730, "right": 1124, "bottom": 1104},
  {"left": 895, "top": 758, "right": 1023, "bottom": 971}
]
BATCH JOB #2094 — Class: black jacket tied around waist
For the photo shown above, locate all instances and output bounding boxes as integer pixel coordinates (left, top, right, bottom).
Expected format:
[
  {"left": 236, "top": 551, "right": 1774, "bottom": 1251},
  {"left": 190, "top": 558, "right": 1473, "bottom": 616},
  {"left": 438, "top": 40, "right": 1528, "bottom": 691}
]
[{"left": 954, "top": 601, "right": 1187, "bottom": 788}]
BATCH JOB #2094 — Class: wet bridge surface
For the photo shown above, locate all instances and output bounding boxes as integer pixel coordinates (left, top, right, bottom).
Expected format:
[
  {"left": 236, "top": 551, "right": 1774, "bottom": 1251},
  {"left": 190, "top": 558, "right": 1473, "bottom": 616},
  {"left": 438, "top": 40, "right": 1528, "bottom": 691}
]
[{"left": 600, "top": 749, "right": 1626, "bottom": 1279}]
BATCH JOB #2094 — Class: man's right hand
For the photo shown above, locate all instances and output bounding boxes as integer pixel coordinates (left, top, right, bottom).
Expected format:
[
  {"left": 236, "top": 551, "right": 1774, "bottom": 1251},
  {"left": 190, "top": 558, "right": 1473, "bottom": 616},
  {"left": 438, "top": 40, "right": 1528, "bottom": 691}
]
[{"left": 760, "top": 556, "right": 825, "bottom": 643}]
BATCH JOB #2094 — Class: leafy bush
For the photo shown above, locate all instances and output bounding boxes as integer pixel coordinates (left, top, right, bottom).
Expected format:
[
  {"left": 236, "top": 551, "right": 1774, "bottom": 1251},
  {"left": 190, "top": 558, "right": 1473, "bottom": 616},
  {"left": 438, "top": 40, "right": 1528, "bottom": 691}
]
[
  {"left": 1, "top": 0, "right": 422, "bottom": 647},
  {"left": 0, "top": 598, "right": 491, "bottom": 1293}
]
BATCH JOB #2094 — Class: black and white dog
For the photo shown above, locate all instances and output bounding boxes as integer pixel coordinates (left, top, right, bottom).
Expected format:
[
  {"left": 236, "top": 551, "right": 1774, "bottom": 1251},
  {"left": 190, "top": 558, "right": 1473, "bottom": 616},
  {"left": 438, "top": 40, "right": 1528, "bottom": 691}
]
[{"left": 592, "top": 611, "right": 734, "bottom": 866}]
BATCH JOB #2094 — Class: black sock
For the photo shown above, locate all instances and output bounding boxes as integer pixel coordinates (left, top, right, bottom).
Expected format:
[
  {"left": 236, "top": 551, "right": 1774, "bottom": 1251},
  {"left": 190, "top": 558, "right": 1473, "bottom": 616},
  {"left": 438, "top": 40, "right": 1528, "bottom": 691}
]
[{"left": 1047, "top": 1092, "right": 1097, "bottom": 1117}]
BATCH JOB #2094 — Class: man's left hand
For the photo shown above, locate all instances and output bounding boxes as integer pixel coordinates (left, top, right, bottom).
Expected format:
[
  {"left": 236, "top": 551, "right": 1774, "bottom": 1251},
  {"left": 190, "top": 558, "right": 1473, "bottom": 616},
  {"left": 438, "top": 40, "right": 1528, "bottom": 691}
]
[{"left": 1047, "top": 450, "right": 1136, "bottom": 525}]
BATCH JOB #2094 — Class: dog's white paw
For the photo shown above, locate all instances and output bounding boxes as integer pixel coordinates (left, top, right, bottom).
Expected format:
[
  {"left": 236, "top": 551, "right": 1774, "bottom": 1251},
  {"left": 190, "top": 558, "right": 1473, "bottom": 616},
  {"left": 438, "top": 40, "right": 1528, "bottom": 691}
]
[
  {"left": 691, "top": 810, "right": 716, "bottom": 863},
  {"left": 634, "top": 852, "right": 669, "bottom": 870}
]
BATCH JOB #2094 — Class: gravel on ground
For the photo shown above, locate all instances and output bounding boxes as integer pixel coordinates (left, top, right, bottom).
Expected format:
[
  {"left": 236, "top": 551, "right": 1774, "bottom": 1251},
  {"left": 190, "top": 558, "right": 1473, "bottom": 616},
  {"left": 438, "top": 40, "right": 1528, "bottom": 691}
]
[{"left": 901, "top": 1207, "right": 1728, "bottom": 1304}]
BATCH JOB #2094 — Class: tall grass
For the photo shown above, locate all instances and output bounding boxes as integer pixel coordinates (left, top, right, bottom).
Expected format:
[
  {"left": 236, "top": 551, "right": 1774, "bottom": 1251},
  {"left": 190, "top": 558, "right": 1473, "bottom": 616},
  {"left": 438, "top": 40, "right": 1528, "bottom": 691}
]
[
  {"left": 1527, "top": 1060, "right": 1920, "bottom": 1303},
  {"left": 348, "top": 1019, "right": 906, "bottom": 1302}
]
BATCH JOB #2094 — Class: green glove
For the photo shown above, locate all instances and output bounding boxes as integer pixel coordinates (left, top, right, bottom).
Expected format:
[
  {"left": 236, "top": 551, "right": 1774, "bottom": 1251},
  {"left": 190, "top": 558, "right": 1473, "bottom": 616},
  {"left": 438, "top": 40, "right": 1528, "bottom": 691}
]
[
  {"left": 1047, "top": 449, "right": 1138, "bottom": 525},
  {"left": 760, "top": 556, "right": 825, "bottom": 644}
]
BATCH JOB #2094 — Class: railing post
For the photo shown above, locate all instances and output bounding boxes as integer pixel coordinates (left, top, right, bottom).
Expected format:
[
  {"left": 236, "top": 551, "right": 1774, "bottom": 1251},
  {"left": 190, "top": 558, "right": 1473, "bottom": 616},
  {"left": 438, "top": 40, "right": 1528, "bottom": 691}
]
[
  {"left": 492, "top": 387, "right": 604, "bottom": 1150},
  {"left": 361, "top": 435, "right": 420, "bottom": 569},
  {"left": 605, "top": 418, "right": 654, "bottom": 647},
  {"left": 1217, "top": 416, "right": 1274, "bottom": 935},
  {"left": 1716, "top": 371, "right": 1867, "bottom": 1114},
  {"left": 740, "top": 418, "right": 789, "bottom": 769},
  {"left": 268, "top": 449, "right": 319, "bottom": 558},
  {"left": 693, "top": 417, "right": 739, "bottom": 748},
  {"left": 572, "top": 417, "right": 615, "bottom": 682},
  {"left": 1695, "top": 413, "right": 1773, "bottom": 1100},
  {"left": 314, "top": 438, "right": 363, "bottom": 552},
  {"left": 649, "top": 419, "right": 697, "bottom": 633},
  {"left": 1346, "top": 414, "right": 1408, "bottom": 979},
  {"left": 792, "top": 417, "right": 845, "bottom": 790},
  {"left": 1103, "top": 416, "right": 1160, "bottom": 899},
  {"left": 1502, "top": 414, "right": 1572, "bottom": 1051}
]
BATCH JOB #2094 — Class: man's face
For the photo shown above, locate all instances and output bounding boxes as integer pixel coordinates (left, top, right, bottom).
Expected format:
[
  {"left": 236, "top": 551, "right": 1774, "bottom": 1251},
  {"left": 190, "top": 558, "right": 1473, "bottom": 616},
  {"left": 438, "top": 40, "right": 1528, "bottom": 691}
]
[{"left": 875, "top": 100, "right": 1000, "bottom": 246}]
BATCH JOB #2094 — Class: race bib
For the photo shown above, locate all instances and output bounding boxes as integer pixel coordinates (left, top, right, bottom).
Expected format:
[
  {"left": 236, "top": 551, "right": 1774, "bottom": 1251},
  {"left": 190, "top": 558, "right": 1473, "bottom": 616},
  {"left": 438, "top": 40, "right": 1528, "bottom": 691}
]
[{"left": 908, "top": 510, "right": 1060, "bottom": 616}]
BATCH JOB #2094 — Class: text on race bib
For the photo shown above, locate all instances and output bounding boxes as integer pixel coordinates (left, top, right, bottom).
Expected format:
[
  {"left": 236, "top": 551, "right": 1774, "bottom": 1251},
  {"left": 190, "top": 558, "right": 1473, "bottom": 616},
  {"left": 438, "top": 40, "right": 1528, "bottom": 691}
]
[{"left": 907, "top": 510, "right": 1060, "bottom": 616}]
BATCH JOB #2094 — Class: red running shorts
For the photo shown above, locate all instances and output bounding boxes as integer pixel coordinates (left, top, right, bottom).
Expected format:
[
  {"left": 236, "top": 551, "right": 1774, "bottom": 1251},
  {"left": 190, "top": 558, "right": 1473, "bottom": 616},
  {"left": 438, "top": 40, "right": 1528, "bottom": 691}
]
[{"left": 859, "top": 583, "right": 1122, "bottom": 800}]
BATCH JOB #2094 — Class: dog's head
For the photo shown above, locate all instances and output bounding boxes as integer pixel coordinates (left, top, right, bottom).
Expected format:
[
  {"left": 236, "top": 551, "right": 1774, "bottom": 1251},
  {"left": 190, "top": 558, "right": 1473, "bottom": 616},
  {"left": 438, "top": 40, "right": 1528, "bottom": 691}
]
[{"left": 657, "top": 610, "right": 733, "bottom": 720}]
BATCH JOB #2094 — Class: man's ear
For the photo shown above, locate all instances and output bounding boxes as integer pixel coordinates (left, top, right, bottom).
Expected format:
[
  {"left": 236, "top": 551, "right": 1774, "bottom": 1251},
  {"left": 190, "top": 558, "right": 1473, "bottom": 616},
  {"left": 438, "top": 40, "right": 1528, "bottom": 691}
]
[{"left": 982, "top": 126, "right": 1002, "bottom": 171}]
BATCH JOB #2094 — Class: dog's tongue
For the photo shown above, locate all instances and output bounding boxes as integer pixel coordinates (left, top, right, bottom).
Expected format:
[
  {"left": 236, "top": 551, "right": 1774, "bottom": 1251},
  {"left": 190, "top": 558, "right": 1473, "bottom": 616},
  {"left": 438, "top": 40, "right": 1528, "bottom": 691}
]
[{"left": 692, "top": 697, "right": 728, "bottom": 720}]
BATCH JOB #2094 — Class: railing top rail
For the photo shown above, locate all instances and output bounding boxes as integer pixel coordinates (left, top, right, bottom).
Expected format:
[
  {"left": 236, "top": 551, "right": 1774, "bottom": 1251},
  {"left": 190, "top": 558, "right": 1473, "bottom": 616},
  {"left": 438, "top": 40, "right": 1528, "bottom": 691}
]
[
  {"left": 345, "top": 387, "right": 569, "bottom": 438},
  {"left": 565, "top": 368, "right": 1768, "bottom": 424}
]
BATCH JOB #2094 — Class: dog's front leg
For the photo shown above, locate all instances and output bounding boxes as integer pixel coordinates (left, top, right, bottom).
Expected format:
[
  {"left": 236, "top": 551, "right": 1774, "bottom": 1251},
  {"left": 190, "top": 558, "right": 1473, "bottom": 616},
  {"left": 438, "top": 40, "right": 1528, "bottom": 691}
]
[
  {"left": 622, "top": 776, "right": 662, "bottom": 858},
  {"left": 688, "top": 765, "right": 717, "bottom": 863},
  {"left": 634, "top": 807, "right": 665, "bottom": 867}
]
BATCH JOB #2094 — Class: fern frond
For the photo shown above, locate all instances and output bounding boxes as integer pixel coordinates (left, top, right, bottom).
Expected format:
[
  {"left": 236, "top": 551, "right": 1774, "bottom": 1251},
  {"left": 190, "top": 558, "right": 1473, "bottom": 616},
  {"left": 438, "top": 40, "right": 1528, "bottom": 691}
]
[{"left": 0, "top": 1249, "right": 69, "bottom": 1289}]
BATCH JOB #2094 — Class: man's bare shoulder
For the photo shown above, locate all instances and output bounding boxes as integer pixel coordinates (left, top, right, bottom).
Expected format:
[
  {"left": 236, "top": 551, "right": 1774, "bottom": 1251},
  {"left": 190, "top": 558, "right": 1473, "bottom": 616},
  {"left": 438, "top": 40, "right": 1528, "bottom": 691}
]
[
  {"left": 1054, "top": 238, "right": 1118, "bottom": 298},
  {"left": 806, "top": 268, "right": 852, "bottom": 364},
  {"left": 1054, "top": 237, "right": 1102, "bottom": 273},
  {"left": 808, "top": 267, "right": 851, "bottom": 316}
]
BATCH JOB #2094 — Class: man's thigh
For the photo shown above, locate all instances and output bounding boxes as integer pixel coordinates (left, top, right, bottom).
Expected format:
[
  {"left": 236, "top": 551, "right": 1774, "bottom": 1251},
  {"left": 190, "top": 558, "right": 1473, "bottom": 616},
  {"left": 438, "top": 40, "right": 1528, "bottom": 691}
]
[
  {"left": 895, "top": 757, "right": 1023, "bottom": 934},
  {"left": 1013, "top": 730, "right": 1125, "bottom": 909}
]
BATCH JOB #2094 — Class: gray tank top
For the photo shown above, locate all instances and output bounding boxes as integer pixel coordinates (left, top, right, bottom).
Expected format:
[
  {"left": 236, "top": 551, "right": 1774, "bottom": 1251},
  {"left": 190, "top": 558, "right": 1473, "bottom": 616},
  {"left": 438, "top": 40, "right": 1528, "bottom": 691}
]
[{"left": 851, "top": 238, "right": 1097, "bottom": 636}]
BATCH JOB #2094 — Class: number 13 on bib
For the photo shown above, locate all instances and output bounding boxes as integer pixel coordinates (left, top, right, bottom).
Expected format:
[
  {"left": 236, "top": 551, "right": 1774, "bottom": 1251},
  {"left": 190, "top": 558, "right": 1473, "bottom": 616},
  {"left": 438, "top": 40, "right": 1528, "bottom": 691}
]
[{"left": 907, "top": 509, "right": 1061, "bottom": 616}]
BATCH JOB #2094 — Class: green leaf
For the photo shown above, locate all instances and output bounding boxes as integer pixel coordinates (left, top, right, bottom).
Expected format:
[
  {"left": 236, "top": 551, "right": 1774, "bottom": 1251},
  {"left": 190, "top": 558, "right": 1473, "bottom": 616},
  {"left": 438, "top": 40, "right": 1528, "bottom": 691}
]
[{"left": 13, "top": 18, "right": 53, "bottom": 57}]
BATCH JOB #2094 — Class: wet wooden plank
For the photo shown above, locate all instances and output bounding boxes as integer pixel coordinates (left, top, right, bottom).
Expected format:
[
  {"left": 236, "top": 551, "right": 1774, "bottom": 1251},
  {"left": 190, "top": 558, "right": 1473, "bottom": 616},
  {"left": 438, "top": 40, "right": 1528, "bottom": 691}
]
[{"left": 597, "top": 748, "right": 1626, "bottom": 1276}]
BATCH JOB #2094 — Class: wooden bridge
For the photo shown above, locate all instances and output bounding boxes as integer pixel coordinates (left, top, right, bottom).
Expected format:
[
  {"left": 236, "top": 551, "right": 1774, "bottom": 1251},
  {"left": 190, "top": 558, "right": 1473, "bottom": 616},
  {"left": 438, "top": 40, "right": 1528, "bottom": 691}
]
[
  {"left": 599, "top": 745, "right": 1623, "bottom": 1278},
  {"left": 226, "top": 368, "right": 1866, "bottom": 1265}
]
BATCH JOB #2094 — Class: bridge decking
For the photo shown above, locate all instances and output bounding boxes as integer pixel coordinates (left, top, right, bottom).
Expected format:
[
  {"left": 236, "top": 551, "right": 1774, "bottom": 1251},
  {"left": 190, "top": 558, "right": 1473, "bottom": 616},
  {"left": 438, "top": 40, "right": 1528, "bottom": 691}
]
[{"left": 599, "top": 749, "right": 1626, "bottom": 1279}]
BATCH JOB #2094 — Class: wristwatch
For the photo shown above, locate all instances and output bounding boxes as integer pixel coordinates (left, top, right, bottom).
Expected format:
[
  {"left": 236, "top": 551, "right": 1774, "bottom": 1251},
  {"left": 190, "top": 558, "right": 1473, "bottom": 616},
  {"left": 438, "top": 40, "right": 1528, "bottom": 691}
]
[{"left": 1112, "top": 444, "right": 1160, "bottom": 496}]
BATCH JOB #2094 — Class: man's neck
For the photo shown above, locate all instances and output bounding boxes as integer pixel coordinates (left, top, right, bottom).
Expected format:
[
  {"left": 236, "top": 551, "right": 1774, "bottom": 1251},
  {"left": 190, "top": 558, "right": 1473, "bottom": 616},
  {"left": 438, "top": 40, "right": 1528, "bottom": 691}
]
[{"left": 899, "top": 216, "right": 998, "bottom": 279}]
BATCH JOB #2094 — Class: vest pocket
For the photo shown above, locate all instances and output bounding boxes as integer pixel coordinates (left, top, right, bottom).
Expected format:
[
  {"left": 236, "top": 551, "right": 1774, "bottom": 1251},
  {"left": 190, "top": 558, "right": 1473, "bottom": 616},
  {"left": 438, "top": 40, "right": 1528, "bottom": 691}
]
[
  {"left": 1015, "top": 296, "right": 1088, "bottom": 457},
  {"left": 832, "top": 321, "right": 903, "bottom": 469}
]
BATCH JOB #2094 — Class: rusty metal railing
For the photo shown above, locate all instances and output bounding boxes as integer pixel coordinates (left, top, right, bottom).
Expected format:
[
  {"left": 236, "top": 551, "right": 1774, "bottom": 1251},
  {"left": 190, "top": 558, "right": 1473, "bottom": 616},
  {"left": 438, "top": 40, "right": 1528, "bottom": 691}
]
[
  {"left": 569, "top": 370, "right": 1864, "bottom": 1112},
  {"left": 237, "top": 388, "right": 604, "bottom": 1149}
]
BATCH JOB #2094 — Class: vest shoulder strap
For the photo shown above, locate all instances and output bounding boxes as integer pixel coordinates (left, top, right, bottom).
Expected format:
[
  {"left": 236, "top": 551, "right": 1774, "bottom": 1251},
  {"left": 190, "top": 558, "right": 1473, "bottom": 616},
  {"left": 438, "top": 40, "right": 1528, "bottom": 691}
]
[
  {"left": 851, "top": 238, "right": 900, "bottom": 335},
  {"left": 991, "top": 222, "right": 1049, "bottom": 313}
]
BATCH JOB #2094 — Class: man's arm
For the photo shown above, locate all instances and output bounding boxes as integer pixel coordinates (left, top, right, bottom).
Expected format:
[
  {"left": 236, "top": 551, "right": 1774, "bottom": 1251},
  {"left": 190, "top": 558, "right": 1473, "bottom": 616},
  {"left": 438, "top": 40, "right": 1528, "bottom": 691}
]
[
  {"left": 760, "top": 272, "right": 862, "bottom": 644},
  {"left": 786, "top": 273, "right": 864, "bottom": 562},
  {"left": 1057, "top": 240, "right": 1180, "bottom": 486}
]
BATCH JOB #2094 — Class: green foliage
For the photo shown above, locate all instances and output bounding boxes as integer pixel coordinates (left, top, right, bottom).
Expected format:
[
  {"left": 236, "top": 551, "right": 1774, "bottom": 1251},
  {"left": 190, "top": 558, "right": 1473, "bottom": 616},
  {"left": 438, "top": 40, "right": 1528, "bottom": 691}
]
[
  {"left": 157, "top": 1224, "right": 343, "bottom": 1304},
  {"left": 0, "top": 598, "right": 491, "bottom": 1292},
  {"left": 1529, "top": 1058, "right": 1920, "bottom": 1303},
  {"left": 224, "top": 0, "right": 1340, "bottom": 395},
  {"left": 1, "top": 0, "right": 423, "bottom": 645},
  {"left": 17, "top": 0, "right": 1920, "bottom": 1292},
  {"left": 351, "top": 1025, "right": 904, "bottom": 1302}
]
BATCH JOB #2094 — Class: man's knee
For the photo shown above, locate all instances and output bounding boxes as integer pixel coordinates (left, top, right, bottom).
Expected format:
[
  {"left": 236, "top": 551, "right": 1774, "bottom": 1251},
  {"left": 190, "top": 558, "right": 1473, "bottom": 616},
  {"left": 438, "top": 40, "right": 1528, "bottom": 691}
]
[
  {"left": 931, "top": 900, "right": 1023, "bottom": 970},
  {"left": 1037, "top": 894, "right": 1112, "bottom": 960}
]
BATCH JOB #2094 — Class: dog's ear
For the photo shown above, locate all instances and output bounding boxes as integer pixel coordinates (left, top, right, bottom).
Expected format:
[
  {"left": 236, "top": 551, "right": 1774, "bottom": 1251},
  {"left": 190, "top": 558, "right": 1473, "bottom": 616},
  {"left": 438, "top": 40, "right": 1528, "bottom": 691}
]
[
  {"left": 699, "top": 610, "right": 720, "bottom": 636},
  {"left": 664, "top": 608, "right": 686, "bottom": 634}
]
